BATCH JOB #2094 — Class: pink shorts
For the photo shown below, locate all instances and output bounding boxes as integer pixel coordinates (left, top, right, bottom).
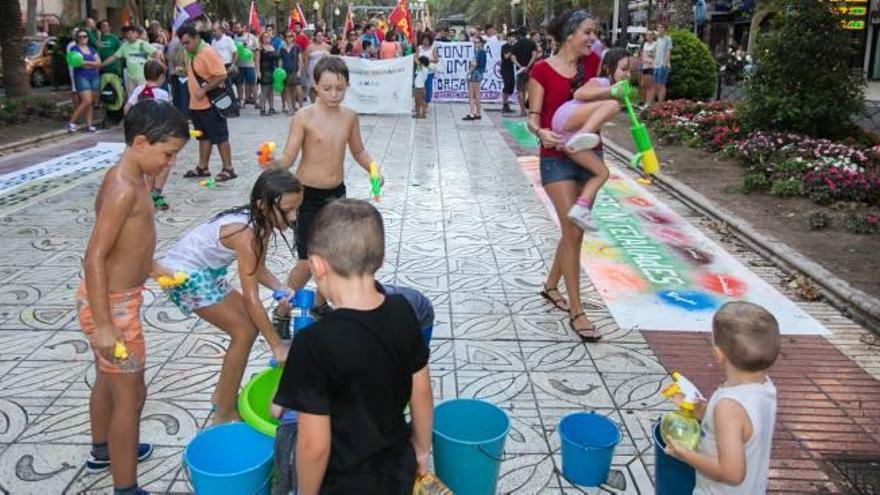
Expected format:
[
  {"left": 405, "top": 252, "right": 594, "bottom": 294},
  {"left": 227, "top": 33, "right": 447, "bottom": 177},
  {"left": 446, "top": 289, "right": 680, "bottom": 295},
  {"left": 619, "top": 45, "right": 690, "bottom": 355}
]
[{"left": 551, "top": 100, "right": 585, "bottom": 141}]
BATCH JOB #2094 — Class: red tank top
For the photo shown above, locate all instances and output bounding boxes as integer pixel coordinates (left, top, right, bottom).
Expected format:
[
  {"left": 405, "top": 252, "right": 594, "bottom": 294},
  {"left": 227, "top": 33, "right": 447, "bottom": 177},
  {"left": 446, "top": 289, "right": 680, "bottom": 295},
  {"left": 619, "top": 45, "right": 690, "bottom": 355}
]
[{"left": 529, "top": 54, "right": 601, "bottom": 159}]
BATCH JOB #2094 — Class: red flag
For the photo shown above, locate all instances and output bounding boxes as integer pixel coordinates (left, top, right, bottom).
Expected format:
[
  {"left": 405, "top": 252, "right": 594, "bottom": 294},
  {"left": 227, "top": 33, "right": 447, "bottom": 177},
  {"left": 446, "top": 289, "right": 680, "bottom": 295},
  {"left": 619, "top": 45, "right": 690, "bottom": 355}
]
[
  {"left": 343, "top": 5, "right": 354, "bottom": 38},
  {"left": 288, "top": 3, "right": 307, "bottom": 32},
  {"left": 248, "top": 0, "right": 261, "bottom": 33},
  {"left": 388, "top": 0, "right": 413, "bottom": 43}
]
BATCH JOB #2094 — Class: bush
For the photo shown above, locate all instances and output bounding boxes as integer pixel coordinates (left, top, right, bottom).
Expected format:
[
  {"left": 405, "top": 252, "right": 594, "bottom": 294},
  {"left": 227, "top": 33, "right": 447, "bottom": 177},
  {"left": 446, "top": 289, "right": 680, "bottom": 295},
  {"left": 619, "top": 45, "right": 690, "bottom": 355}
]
[
  {"left": 770, "top": 177, "right": 802, "bottom": 196},
  {"left": 0, "top": 96, "right": 66, "bottom": 127},
  {"left": 742, "top": 173, "right": 770, "bottom": 193},
  {"left": 667, "top": 29, "right": 717, "bottom": 100},
  {"left": 738, "top": 0, "right": 865, "bottom": 139}
]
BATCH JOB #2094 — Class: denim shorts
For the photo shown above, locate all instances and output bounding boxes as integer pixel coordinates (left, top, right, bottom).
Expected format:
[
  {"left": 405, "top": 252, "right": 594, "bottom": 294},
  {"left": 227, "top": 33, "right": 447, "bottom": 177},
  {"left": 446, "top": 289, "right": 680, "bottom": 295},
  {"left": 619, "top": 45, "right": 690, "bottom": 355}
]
[
  {"left": 74, "top": 75, "right": 100, "bottom": 92},
  {"left": 539, "top": 155, "right": 597, "bottom": 186},
  {"left": 237, "top": 66, "right": 257, "bottom": 85},
  {"left": 468, "top": 69, "right": 484, "bottom": 83},
  {"left": 653, "top": 66, "right": 670, "bottom": 85}
]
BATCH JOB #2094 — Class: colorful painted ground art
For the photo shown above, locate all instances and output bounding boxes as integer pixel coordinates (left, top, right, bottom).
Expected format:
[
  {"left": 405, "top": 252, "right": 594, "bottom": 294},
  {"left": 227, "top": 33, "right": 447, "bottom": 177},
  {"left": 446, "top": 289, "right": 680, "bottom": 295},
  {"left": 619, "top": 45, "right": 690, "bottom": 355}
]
[
  {"left": 0, "top": 143, "right": 124, "bottom": 196},
  {"left": 517, "top": 156, "right": 828, "bottom": 334}
]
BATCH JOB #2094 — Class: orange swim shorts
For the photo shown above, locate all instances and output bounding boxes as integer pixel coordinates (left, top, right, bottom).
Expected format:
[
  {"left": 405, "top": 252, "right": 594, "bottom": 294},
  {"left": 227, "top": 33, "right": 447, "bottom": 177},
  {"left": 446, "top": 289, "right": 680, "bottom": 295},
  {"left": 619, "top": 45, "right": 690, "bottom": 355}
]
[{"left": 76, "top": 282, "right": 146, "bottom": 374}]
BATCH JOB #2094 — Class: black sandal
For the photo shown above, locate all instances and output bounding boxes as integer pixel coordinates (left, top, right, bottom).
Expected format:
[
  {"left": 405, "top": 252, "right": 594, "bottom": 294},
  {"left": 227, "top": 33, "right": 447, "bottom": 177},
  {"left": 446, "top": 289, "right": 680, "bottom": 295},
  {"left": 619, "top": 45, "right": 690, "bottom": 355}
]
[
  {"left": 539, "top": 285, "right": 569, "bottom": 312},
  {"left": 215, "top": 168, "right": 238, "bottom": 182},
  {"left": 183, "top": 167, "right": 211, "bottom": 178},
  {"left": 569, "top": 312, "right": 601, "bottom": 342}
]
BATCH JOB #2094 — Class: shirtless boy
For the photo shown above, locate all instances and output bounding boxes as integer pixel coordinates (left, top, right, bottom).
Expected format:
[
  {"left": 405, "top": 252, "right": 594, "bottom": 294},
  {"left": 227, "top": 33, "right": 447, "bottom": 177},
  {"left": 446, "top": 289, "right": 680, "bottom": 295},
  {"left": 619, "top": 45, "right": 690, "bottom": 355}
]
[
  {"left": 272, "top": 56, "right": 380, "bottom": 313},
  {"left": 77, "top": 100, "right": 188, "bottom": 495}
]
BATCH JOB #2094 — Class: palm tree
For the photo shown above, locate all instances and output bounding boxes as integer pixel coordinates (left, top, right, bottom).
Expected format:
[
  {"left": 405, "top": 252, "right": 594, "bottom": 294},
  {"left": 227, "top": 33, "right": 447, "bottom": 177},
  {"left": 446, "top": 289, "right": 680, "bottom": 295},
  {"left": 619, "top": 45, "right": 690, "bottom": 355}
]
[{"left": 0, "top": 0, "right": 32, "bottom": 98}]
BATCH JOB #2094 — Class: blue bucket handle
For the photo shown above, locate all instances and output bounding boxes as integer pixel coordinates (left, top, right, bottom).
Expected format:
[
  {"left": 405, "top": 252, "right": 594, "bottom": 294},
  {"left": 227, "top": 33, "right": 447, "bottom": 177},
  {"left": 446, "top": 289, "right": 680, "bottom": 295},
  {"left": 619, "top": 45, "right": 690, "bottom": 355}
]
[{"left": 182, "top": 459, "right": 273, "bottom": 495}]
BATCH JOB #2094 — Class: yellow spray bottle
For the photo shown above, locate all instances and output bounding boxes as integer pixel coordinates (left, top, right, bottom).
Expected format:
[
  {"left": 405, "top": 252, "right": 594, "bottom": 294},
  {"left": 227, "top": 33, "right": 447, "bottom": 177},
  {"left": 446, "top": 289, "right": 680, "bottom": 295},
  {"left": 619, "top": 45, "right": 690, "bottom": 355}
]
[{"left": 660, "top": 371, "right": 704, "bottom": 451}]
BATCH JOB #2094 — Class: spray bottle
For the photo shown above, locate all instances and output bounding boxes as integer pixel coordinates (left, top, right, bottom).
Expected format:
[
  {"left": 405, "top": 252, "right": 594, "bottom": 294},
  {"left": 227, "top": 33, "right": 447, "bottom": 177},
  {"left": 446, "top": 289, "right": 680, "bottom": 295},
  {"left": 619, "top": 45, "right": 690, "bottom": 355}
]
[{"left": 660, "top": 371, "right": 704, "bottom": 451}]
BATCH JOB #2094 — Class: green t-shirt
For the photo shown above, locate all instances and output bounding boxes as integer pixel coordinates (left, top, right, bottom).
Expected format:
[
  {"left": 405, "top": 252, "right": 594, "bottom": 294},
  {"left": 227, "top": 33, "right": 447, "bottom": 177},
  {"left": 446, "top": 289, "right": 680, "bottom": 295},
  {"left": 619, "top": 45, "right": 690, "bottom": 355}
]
[
  {"left": 98, "top": 33, "right": 122, "bottom": 75},
  {"left": 114, "top": 40, "right": 156, "bottom": 82}
]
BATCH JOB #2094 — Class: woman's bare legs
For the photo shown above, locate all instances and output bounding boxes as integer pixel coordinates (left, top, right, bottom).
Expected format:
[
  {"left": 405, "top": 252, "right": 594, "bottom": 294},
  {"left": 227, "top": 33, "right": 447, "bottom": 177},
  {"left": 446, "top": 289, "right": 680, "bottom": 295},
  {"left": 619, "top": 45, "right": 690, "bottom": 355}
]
[{"left": 543, "top": 179, "right": 596, "bottom": 338}]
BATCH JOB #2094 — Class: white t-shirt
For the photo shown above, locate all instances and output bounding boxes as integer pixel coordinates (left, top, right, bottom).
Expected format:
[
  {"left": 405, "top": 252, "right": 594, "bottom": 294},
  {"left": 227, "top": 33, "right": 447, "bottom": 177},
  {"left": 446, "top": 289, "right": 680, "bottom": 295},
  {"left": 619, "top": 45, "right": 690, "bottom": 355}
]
[
  {"left": 126, "top": 83, "right": 171, "bottom": 107},
  {"left": 654, "top": 35, "right": 673, "bottom": 68},
  {"left": 414, "top": 66, "right": 430, "bottom": 89},
  {"left": 212, "top": 34, "right": 238, "bottom": 65}
]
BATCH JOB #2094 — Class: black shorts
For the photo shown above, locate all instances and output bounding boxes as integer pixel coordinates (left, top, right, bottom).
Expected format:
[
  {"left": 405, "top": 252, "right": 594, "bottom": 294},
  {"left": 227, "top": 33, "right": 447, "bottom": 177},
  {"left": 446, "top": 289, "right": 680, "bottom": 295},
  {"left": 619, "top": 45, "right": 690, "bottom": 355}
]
[
  {"left": 190, "top": 108, "right": 229, "bottom": 145},
  {"left": 502, "top": 71, "right": 515, "bottom": 96},
  {"left": 295, "top": 183, "right": 347, "bottom": 259},
  {"left": 273, "top": 422, "right": 298, "bottom": 495},
  {"left": 515, "top": 71, "right": 529, "bottom": 92}
]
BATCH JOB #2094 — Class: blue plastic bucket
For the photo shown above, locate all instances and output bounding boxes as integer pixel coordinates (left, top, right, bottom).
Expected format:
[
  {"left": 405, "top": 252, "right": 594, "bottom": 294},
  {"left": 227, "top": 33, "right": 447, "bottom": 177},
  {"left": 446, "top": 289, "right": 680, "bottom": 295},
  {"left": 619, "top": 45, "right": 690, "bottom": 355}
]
[
  {"left": 559, "top": 411, "right": 621, "bottom": 486},
  {"left": 184, "top": 422, "right": 275, "bottom": 495},
  {"left": 293, "top": 316, "right": 315, "bottom": 333},
  {"left": 653, "top": 423, "right": 695, "bottom": 494},
  {"left": 433, "top": 399, "right": 510, "bottom": 495}
]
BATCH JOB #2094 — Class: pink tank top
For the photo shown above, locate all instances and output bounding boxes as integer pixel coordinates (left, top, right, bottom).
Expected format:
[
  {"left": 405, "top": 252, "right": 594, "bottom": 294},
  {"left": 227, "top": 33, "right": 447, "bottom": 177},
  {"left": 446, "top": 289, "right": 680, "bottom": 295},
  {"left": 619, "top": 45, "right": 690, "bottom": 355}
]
[{"left": 379, "top": 42, "right": 398, "bottom": 59}]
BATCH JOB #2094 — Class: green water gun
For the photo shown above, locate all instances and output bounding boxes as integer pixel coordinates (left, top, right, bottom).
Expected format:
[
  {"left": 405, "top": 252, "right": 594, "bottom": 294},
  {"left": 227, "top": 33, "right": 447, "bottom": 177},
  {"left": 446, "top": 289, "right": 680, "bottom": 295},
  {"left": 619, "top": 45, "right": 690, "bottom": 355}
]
[
  {"left": 612, "top": 80, "right": 660, "bottom": 176},
  {"left": 369, "top": 161, "right": 382, "bottom": 201}
]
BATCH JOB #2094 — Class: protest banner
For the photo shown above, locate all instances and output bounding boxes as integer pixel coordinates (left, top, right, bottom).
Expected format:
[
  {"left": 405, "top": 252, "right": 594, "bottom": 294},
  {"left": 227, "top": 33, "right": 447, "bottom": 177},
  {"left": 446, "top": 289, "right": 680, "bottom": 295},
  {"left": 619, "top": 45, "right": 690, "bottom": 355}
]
[
  {"left": 432, "top": 40, "right": 505, "bottom": 103},
  {"left": 341, "top": 56, "right": 414, "bottom": 114}
]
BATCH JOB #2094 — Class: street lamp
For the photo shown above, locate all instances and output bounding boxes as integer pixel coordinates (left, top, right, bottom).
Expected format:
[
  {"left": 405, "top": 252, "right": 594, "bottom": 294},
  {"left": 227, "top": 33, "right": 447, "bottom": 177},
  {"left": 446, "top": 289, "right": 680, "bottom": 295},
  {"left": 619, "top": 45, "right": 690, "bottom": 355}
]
[{"left": 313, "top": 0, "right": 320, "bottom": 28}]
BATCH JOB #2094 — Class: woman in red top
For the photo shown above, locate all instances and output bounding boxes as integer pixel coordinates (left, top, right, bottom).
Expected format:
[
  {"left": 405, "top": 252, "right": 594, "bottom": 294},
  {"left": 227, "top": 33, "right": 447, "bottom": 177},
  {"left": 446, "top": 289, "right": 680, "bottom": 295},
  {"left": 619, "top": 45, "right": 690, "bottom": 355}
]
[{"left": 527, "top": 9, "right": 602, "bottom": 341}]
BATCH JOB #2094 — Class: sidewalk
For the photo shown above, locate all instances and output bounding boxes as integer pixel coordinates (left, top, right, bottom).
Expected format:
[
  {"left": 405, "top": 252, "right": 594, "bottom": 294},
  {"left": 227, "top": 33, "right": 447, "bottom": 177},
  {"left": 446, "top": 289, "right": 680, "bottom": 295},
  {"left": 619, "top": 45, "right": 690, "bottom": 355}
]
[{"left": 0, "top": 104, "right": 876, "bottom": 494}]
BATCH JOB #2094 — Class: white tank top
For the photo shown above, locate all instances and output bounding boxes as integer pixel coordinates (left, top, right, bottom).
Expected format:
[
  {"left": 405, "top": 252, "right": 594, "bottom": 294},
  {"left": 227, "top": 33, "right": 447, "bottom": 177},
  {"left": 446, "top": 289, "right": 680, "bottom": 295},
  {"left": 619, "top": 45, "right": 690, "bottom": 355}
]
[
  {"left": 694, "top": 378, "right": 777, "bottom": 495},
  {"left": 159, "top": 212, "right": 250, "bottom": 272},
  {"left": 418, "top": 45, "right": 433, "bottom": 60}
]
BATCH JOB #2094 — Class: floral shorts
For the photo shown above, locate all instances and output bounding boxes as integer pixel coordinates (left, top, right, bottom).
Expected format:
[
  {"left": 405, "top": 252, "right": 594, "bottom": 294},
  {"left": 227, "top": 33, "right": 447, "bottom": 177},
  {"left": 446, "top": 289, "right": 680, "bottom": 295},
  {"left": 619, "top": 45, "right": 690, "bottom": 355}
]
[
  {"left": 76, "top": 282, "right": 146, "bottom": 375},
  {"left": 165, "top": 266, "right": 233, "bottom": 315}
]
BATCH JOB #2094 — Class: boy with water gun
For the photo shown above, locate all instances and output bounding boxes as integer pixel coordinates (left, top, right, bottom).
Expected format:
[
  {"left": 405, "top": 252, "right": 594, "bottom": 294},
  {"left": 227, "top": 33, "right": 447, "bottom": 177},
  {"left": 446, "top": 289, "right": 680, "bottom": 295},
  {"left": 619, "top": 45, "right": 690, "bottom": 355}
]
[
  {"left": 269, "top": 56, "right": 383, "bottom": 317},
  {"left": 664, "top": 302, "right": 780, "bottom": 494}
]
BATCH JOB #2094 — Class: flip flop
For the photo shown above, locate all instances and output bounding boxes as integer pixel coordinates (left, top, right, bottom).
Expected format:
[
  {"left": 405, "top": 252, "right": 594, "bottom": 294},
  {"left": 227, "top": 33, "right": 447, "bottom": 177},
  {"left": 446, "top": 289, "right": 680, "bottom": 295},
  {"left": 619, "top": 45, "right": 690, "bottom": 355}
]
[
  {"left": 569, "top": 312, "right": 601, "bottom": 342},
  {"left": 539, "top": 285, "right": 569, "bottom": 312}
]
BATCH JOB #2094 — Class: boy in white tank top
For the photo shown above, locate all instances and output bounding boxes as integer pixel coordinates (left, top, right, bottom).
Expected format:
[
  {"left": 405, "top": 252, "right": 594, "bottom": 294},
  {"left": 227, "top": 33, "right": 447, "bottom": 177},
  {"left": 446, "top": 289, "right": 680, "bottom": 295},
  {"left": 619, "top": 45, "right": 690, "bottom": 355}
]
[{"left": 665, "top": 301, "right": 780, "bottom": 494}]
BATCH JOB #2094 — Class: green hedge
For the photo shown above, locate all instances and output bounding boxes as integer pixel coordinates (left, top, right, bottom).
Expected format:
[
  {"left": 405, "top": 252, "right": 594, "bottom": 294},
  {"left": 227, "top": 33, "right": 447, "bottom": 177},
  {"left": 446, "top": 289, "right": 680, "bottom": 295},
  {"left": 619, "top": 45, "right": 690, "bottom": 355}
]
[{"left": 667, "top": 29, "right": 717, "bottom": 100}]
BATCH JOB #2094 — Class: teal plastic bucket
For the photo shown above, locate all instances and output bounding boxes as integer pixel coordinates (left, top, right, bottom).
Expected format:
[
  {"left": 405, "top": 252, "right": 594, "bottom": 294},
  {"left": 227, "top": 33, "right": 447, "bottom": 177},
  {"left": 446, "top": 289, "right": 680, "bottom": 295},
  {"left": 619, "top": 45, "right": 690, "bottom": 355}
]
[
  {"left": 559, "top": 411, "right": 621, "bottom": 486},
  {"left": 653, "top": 423, "right": 695, "bottom": 494},
  {"left": 184, "top": 422, "right": 274, "bottom": 494},
  {"left": 433, "top": 399, "right": 510, "bottom": 495}
]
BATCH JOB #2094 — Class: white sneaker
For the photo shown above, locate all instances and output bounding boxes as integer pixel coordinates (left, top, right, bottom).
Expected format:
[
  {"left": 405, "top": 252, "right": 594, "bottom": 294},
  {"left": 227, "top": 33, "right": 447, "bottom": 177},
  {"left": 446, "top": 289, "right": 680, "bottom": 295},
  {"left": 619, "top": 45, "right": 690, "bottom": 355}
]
[
  {"left": 66, "top": 123, "right": 77, "bottom": 133},
  {"left": 567, "top": 202, "right": 598, "bottom": 231},
  {"left": 565, "top": 133, "right": 601, "bottom": 153}
]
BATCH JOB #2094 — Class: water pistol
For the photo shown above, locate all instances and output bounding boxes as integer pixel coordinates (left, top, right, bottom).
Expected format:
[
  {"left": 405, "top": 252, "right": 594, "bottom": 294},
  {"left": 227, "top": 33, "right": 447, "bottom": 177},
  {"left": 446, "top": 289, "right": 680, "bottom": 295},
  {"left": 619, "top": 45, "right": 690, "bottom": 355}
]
[
  {"left": 113, "top": 341, "right": 129, "bottom": 360},
  {"left": 157, "top": 272, "right": 189, "bottom": 289},
  {"left": 199, "top": 178, "right": 216, "bottom": 188},
  {"left": 369, "top": 161, "right": 382, "bottom": 201},
  {"left": 660, "top": 371, "right": 705, "bottom": 411},
  {"left": 614, "top": 80, "right": 660, "bottom": 177},
  {"left": 256, "top": 141, "right": 276, "bottom": 168},
  {"left": 189, "top": 129, "right": 203, "bottom": 139}
]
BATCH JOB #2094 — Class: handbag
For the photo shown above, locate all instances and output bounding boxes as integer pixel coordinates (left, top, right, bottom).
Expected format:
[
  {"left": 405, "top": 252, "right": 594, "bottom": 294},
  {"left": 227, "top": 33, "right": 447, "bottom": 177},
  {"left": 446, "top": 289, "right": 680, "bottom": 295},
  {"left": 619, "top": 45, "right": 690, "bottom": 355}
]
[{"left": 190, "top": 56, "right": 238, "bottom": 117}]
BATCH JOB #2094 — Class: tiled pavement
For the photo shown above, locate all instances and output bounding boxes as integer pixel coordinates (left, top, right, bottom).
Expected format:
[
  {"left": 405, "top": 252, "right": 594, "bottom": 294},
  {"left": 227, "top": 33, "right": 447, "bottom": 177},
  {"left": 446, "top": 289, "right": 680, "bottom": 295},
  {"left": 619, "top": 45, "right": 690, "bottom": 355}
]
[{"left": 0, "top": 103, "right": 878, "bottom": 494}]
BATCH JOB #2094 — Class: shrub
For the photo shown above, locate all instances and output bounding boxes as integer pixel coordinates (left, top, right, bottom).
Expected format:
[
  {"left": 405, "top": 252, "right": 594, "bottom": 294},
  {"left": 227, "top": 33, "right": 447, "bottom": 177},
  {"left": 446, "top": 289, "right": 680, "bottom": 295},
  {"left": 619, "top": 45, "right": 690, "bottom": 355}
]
[
  {"left": 737, "top": 0, "right": 865, "bottom": 139},
  {"left": 770, "top": 177, "right": 802, "bottom": 196},
  {"left": 807, "top": 211, "right": 831, "bottom": 231},
  {"left": 667, "top": 29, "right": 717, "bottom": 101},
  {"left": 0, "top": 96, "right": 66, "bottom": 127},
  {"left": 742, "top": 173, "right": 770, "bottom": 193},
  {"left": 803, "top": 167, "right": 880, "bottom": 204},
  {"left": 843, "top": 213, "right": 880, "bottom": 234}
]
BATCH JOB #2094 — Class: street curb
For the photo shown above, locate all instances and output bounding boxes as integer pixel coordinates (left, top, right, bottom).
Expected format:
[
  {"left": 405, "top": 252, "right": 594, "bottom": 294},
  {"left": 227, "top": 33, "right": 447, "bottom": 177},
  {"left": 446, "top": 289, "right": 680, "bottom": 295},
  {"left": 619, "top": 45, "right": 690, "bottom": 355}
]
[
  {"left": 0, "top": 129, "right": 69, "bottom": 155},
  {"left": 603, "top": 138, "right": 880, "bottom": 332}
]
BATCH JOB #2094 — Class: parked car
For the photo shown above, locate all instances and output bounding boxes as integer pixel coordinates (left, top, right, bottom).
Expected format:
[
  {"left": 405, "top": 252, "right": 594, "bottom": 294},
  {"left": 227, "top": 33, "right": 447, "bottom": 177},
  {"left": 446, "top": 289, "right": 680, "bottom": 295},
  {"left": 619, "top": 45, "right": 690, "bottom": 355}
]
[{"left": 0, "top": 36, "right": 59, "bottom": 88}]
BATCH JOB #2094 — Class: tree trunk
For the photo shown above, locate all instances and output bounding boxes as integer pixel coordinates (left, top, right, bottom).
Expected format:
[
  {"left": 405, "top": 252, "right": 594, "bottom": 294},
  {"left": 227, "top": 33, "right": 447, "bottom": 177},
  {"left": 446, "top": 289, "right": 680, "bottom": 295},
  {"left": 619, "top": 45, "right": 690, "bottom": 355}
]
[
  {"left": 617, "top": 0, "right": 629, "bottom": 46},
  {"left": 0, "top": 0, "right": 33, "bottom": 98},
  {"left": 26, "top": 0, "right": 38, "bottom": 35}
]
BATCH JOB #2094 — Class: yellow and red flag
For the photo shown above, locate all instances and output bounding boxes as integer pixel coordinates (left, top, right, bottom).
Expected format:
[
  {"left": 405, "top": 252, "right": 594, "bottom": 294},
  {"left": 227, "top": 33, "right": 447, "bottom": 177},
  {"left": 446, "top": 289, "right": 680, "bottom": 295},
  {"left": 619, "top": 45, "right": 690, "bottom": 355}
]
[
  {"left": 289, "top": 3, "right": 307, "bottom": 31},
  {"left": 388, "top": 0, "right": 413, "bottom": 43}
]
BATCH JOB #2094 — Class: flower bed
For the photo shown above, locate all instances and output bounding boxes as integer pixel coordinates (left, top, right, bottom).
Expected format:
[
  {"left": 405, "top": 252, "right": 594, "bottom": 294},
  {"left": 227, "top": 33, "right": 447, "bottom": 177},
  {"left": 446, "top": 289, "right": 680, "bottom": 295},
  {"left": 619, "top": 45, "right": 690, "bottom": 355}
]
[{"left": 642, "top": 100, "right": 880, "bottom": 207}]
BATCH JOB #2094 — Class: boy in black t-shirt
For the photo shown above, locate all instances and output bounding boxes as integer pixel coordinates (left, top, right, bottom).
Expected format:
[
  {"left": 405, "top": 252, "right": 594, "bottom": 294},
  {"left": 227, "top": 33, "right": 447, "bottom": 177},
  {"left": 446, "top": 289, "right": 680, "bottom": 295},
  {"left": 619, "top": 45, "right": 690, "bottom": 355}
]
[{"left": 274, "top": 199, "right": 433, "bottom": 495}]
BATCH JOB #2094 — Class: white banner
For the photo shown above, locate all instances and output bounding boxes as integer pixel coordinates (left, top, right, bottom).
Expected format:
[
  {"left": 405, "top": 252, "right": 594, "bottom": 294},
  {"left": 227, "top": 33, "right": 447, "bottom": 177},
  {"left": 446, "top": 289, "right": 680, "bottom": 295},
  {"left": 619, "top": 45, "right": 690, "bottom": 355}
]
[
  {"left": 432, "top": 40, "right": 505, "bottom": 103},
  {"left": 341, "top": 56, "right": 414, "bottom": 114}
]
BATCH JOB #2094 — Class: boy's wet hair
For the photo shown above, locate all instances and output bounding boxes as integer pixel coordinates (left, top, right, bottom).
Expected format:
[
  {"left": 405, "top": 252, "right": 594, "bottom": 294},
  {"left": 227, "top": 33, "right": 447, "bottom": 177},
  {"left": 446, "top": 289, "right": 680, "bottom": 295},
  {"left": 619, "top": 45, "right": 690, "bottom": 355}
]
[
  {"left": 712, "top": 301, "right": 781, "bottom": 372},
  {"left": 123, "top": 100, "right": 189, "bottom": 145},
  {"left": 144, "top": 60, "right": 166, "bottom": 82},
  {"left": 308, "top": 199, "right": 384, "bottom": 277},
  {"left": 314, "top": 56, "right": 349, "bottom": 84}
]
